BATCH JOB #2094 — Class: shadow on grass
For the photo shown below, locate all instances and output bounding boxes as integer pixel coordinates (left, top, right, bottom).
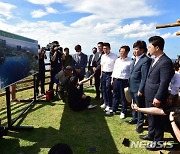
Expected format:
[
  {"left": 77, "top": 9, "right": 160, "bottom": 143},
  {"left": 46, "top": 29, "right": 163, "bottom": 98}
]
[
  {"left": 0, "top": 101, "right": 119, "bottom": 154},
  {"left": 57, "top": 103, "right": 119, "bottom": 154},
  {"left": 0, "top": 99, "right": 57, "bottom": 126},
  {"left": 0, "top": 127, "right": 61, "bottom": 154},
  {"left": 83, "top": 88, "right": 96, "bottom": 94}
]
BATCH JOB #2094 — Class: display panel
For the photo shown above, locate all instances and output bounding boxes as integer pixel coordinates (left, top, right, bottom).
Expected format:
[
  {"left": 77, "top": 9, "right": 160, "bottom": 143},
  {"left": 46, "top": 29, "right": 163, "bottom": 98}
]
[{"left": 0, "top": 30, "right": 38, "bottom": 89}]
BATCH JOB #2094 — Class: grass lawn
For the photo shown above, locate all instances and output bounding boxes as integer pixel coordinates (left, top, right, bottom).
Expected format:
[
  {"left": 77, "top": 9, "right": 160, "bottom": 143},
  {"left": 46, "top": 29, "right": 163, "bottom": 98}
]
[{"left": 0, "top": 86, "right": 178, "bottom": 154}]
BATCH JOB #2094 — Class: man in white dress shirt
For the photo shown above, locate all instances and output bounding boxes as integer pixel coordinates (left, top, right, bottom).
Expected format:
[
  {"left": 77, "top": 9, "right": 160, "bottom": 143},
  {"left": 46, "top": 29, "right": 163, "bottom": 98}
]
[
  {"left": 169, "top": 62, "right": 180, "bottom": 106},
  {"left": 106, "top": 46, "right": 132, "bottom": 119},
  {"left": 100, "top": 43, "right": 117, "bottom": 111}
]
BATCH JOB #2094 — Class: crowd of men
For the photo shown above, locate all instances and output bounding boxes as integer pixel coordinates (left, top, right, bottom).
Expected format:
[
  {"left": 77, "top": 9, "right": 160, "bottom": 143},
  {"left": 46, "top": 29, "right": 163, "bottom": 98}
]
[{"left": 36, "top": 36, "right": 180, "bottom": 150}]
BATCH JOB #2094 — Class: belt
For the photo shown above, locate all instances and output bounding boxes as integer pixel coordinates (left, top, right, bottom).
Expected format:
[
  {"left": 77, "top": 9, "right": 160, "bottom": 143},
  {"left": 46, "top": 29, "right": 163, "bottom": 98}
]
[
  {"left": 102, "top": 71, "right": 112, "bottom": 74},
  {"left": 115, "top": 78, "right": 128, "bottom": 81}
]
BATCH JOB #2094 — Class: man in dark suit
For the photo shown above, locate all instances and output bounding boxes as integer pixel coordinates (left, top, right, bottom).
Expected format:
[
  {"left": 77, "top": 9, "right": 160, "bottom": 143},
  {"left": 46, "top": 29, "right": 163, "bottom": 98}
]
[
  {"left": 141, "top": 36, "right": 174, "bottom": 150},
  {"left": 127, "top": 40, "right": 151, "bottom": 134},
  {"left": 92, "top": 42, "right": 104, "bottom": 100},
  {"left": 87, "top": 47, "right": 97, "bottom": 86},
  {"left": 72, "top": 44, "right": 87, "bottom": 93}
]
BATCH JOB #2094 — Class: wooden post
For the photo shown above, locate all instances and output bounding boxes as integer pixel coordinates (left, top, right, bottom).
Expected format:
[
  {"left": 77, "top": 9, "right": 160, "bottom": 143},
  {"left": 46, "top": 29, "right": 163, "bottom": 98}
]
[
  {"left": 176, "top": 31, "right": 180, "bottom": 36},
  {"left": 156, "top": 19, "right": 180, "bottom": 29},
  {"left": 156, "top": 23, "right": 180, "bottom": 29},
  {"left": 10, "top": 84, "right": 17, "bottom": 101}
]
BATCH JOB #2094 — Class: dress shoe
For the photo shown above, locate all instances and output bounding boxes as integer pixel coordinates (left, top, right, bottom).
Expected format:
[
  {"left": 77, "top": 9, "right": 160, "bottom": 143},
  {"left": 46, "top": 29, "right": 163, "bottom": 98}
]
[
  {"left": 136, "top": 126, "right": 143, "bottom": 133},
  {"left": 139, "top": 135, "right": 153, "bottom": 141},
  {"left": 125, "top": 119, "right": 137, "bottom": 124},
  {"left": 94, "top": 96, "right": 100, "bottom": 100}
]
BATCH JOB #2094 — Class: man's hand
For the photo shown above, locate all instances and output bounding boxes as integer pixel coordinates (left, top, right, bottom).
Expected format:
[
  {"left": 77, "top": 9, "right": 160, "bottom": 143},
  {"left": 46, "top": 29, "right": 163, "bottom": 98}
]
[
  {"left": 137, "top": 91, "right": 142, "bottom": 97},
  {"left": 100, "top": 74, "right": 102, "bottom": 79},
  {"left": 82, "top": 94, "right": 87, "bottom": 99},
  {"left": 89, "top": 74, "right": 94, "bottom": 80},
  {"left": 152, "top": 98, "right": 161, "bottom": 107},
  {"left": 75, "top": 69, "right": 81, "bottom": 74},
  {"left": 93, "top": 67, "right": 96, "bottom": 73},
  {"left": 169, "top": 112, "right": 174, "bottom": 121},
  {"left": 111, "top": 80, "right": 114, "bottom": 86},
  {"left": 62, "top": 54, "right": 65, "bottom": 60},
  {"left": 132, "top": 104, "right": 139, "bottom": 111}
]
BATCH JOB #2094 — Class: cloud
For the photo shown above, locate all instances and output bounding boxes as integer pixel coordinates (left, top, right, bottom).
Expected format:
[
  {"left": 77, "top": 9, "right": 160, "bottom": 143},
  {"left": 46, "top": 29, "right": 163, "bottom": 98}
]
[
  {"left": 0, "top": 0, "right": 162, "bottom": 55},
  {"left": 27, "top": 0, "right": 64, "bottom": 5},
  {"left": 28, "top": 0, "right": 159, "bottom": 26},
  {"left": 31, "top": 9, "right": 48, "bottom": 18},
  {"left": 0, "top": 18, "right": 106, "bottom": 53},
  {"left": 31, "top": 7, "right": 58, "bottom": 18},
  {"left": 93, "top": 23, "right": 117, "bottom": 33},
  {"left": 45, "top": 6, "right": 58, "bottom": 13},
  {"left": 0, "top": 2, "right": 16, "bottom": 19},
  {"left": 108, "top": 20, "right": 158, "bottom": 39},
  {"left": 161, "top": 32, "right": 177, "bottom": 39},
  {"left": 68, "top": 0, "right": 159, "bottom": 27}
]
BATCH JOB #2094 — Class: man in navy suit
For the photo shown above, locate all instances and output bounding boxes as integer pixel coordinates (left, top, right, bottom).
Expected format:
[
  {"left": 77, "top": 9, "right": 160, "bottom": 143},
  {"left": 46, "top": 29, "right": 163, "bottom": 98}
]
[
  {"left": 141, "top": 36, "right": 174, "bottom": 150},
  {"left": 87, "top": 47, "right": 97, "bottom": 86},
  {"left": 92, "top": 42, "right": 104, "bottom": 100},
  {"left": 72, "top": 44, "right": 87, "bottom": 93},
  {"left": 127, "top": 40, "right": 151, "bottom": 133}
]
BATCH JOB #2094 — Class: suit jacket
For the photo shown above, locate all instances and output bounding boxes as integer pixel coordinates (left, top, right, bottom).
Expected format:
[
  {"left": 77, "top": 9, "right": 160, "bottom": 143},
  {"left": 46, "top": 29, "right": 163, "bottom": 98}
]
[
  {"left": 145, "top": 54, "right": 174, "bottom": 105},
  {"left": 93, "top": 51, "right": 104, "bottom": 72},
  {"left": 72, "top": 52, "right": 87, "bottom": 75},
  {"left": 129, "top": 54, "right": 151, "bottom": 94}
]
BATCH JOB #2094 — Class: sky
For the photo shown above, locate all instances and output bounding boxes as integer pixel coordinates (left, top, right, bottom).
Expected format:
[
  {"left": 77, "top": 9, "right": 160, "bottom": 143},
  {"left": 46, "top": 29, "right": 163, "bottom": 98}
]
[{"left": 0, "top": 0, "right": 180, "bottom": 59}]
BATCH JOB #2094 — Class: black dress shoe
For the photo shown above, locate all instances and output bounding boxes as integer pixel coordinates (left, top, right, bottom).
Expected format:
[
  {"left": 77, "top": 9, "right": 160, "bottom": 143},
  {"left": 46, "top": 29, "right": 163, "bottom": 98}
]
[
  {"left": 139, "top": 135, "right": 153, "bottom": 141},
  {"left": 136, "top": 126, "right": 143, "bottom": 133},
  {"left": 125, "top": 119, "right": 137, "bottom": 124},
  {"left": 95, "top": 96, "right": 100, "bottom": 100}
]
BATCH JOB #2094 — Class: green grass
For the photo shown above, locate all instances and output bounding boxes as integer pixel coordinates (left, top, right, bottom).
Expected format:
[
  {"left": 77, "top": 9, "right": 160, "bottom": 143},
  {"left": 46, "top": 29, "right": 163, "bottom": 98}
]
[{"left": 0, "top": 86, "right": 178, "bottom": 154}]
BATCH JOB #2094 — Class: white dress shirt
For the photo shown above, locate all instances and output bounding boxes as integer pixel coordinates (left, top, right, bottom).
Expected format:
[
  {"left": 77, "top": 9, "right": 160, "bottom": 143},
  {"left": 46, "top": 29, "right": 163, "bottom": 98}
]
[
  {"left": 111, "top": 57, "right": 133, "bottom": 79},
  {"left": 134, "top": 54, "right": 144, "bottom": 66},
  {"left": 170, "top": 71, "right": 180, "bottom": 95},
  {"left": 90, "top": 54, "right": 96, "bottom": 66},
  {"left": 101, "top": 52, "right": 117, "bottom": 72},
  {"left": 152, "top": 53, "right": 164, "bottom": 67}
]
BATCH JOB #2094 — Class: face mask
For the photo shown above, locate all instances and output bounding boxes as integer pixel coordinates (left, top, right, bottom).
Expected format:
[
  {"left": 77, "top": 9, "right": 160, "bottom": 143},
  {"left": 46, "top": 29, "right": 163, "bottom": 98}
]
[
  {"left": 77, "top": 51, "right": 81, "bottom": 55},
  {"left": 93, "top": 50, "right": 97, "bottom": 54}
]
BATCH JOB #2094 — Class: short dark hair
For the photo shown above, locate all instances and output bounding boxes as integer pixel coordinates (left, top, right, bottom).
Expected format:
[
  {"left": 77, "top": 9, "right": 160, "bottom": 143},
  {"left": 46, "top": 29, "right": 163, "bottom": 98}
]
[
  {"left": 65, "top": 66, "right": 73, "bottom": 71},
  {"left": 148, "top": 36, "right": 165, "bottom": 51},
  {"left": 48, "top": 143, "right": 73, "bottom": 154},
  {"left": 133, "top": 40, "right": 147, "bottom": 53},
  {"left": 103, "top": 42, "right": 110, "bottom": 49},
  {"left": 74, "top": 44, "right": 81, "bottom": 51},
  {"left": 174, "top": 108, "right": 180, "bottom": 129},
  {"left": 173, "top": 62, "right": 180, "bottom": 71},
  {"left": 59, "top": 47, "right": 63, "bottom": 52},
  {"left": 92, "top": 47, "right": 97, "bottom": 50},
  {"left": 52, "top": 41, "right": 59, "bottom": 46},
  {"left": 64, "top": 48, "right": 69, "bottom": 52},
  {"left": 97, "top": 42, "right": 103, "bottom": 45},
  {"left": 120, "top": 45, "right": 130, "bottom": 53}
]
